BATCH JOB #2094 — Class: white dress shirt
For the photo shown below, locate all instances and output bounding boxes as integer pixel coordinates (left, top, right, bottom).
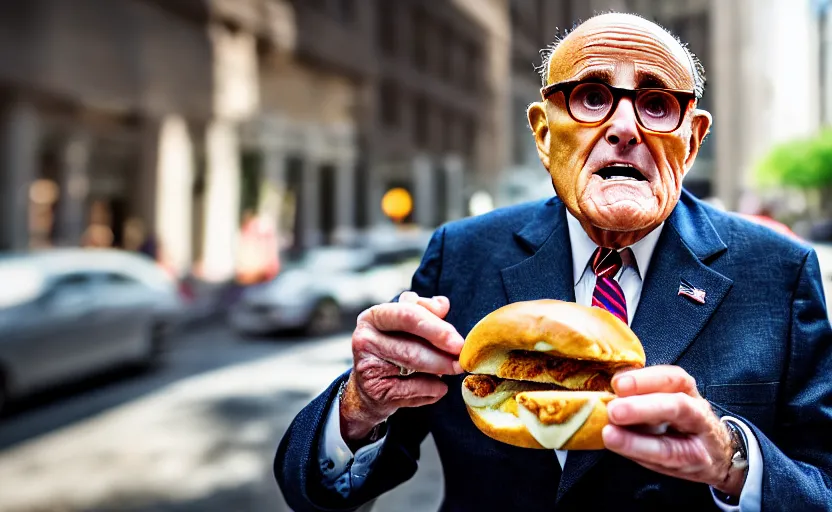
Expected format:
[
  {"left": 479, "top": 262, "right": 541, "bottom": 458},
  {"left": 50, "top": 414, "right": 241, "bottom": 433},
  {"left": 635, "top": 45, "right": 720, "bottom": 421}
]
[{"left": 318, "top": 211, "right": 762, "bottom": 510}]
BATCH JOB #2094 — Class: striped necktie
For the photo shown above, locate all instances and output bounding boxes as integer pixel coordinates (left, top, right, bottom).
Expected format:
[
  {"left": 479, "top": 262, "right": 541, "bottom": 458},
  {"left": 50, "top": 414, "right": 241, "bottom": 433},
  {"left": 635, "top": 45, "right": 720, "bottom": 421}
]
[{"left": 591, "top": 247, "right": 628, "bottom": 324}]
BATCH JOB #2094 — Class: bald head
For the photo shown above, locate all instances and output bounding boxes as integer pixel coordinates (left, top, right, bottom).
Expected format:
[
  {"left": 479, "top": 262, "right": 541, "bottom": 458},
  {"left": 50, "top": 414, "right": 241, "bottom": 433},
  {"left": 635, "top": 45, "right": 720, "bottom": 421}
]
[{"left": 540, "top": 13, "right": 705, "bottom": 99}]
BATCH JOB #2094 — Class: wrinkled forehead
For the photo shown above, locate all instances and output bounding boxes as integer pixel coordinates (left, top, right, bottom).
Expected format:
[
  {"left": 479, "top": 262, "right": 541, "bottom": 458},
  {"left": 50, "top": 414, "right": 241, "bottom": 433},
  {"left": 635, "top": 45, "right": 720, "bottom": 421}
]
[{"left": 546, "top": 16, "right": 695, "bottom": 91}]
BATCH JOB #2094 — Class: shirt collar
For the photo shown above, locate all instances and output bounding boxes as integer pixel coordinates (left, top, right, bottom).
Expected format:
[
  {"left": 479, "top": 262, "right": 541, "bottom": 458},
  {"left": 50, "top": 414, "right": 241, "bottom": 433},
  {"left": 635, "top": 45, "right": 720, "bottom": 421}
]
[{"left": 565, "top": 210, "right": 665, "bottom": 285}]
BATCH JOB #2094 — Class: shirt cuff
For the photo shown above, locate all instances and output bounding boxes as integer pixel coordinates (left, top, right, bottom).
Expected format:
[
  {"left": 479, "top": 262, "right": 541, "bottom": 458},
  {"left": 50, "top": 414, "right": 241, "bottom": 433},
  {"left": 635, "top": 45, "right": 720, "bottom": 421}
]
[
  {"left": 317, "top": 391, "right": 387, "bottom": 497},
  {"left": 710, "top": 416, "right": 763, "bottom": 512}
]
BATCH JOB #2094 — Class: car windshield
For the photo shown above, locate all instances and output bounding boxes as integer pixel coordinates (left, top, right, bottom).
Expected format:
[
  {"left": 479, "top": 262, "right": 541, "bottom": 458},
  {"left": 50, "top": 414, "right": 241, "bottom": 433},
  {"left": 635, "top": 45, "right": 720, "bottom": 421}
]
[{"left": 300, "top": 248, "right": 373, "bottom": 272}]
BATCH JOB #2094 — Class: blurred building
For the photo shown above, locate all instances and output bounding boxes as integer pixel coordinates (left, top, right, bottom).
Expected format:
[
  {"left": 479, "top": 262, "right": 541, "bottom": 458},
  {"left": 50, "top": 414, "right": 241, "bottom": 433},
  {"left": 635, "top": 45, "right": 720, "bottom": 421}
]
[
  {"left": 245, "top": 0, "right": 510, "bottom": 250},
  {"left": 0, "top": 0, "right": 823, "bottom": 283},
  {"left": 0, "top": 0, "right": 294, "bottom": 282}
]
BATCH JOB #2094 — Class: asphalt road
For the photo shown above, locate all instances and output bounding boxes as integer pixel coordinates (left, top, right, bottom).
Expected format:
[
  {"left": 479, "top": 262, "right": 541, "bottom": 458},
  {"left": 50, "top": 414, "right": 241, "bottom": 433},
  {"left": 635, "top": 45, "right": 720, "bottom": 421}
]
[{"left": 0, "top": 324, "right": 444, "bottom": 512}]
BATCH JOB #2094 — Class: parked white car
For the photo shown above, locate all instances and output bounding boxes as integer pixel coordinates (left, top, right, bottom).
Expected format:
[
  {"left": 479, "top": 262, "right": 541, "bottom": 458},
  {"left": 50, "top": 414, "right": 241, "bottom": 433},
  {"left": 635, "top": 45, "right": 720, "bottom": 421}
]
[
  {"left": 0, "top": 249, "right": 187, "bottom": 414},
  {"left": 229, "top": 242, "right": 426, "bottom": 337}
]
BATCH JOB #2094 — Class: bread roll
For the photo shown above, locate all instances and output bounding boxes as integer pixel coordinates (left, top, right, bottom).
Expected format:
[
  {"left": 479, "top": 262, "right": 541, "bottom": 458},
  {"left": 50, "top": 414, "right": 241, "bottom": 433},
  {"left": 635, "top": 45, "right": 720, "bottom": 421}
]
[{"left": 459, "top": 300, "right": 645, "bottom": 450}]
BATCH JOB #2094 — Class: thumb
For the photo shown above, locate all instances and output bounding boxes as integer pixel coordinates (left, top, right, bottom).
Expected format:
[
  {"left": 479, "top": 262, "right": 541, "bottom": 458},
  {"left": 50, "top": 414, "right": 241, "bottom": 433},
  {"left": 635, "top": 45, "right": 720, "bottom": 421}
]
[
  {"left": 416, "top": 295, "right": 451, "bottom": 319},
  {"left": 399, "top": 291, "right": 451, "bottom": 319}
]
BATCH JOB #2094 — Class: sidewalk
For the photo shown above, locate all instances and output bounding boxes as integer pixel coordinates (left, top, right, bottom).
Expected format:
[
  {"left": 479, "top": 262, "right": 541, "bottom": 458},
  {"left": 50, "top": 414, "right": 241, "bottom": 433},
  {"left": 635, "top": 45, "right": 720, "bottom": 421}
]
[{"left": 0, "top": 334, "right": 443, "bottom": 512}]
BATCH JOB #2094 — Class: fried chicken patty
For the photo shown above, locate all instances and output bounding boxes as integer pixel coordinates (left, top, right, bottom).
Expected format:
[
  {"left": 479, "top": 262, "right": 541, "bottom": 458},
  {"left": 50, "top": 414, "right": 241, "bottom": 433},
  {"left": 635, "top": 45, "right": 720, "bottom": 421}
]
[
  {"left": 464, "top": 374, "right": 500, "bottom": 398},
  {"left": 494, "top": 351, "right": 614, "bottom": 392}
]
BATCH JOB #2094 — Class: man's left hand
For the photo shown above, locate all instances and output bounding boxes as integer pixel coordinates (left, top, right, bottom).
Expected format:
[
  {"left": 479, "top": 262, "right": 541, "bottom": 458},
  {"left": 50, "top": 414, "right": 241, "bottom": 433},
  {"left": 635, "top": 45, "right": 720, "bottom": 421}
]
[{"left": 602, "top": 365, "right": 747, "bottom": 496}]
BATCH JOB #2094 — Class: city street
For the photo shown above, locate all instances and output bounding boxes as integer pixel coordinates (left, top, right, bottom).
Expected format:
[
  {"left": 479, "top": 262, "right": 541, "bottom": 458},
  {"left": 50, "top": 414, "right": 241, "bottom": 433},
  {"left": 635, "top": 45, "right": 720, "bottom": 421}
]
[{"left": 0, "top": 325, "right": 443, "bottom": 512}]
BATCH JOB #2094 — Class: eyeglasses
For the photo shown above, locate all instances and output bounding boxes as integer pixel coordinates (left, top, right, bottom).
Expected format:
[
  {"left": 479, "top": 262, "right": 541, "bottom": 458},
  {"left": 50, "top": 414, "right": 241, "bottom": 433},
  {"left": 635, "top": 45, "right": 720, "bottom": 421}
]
[{"left": 540, "top": 80, "right": 697, "bottom": 133}]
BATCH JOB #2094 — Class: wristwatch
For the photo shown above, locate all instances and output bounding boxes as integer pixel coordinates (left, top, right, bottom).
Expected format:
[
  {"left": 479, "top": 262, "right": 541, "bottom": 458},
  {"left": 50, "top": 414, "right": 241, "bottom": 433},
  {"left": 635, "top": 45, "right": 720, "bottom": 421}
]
[
  {"left": 713, "top": 418, "right": 749, "bottom": 505},
  {"left": 724, "top": 418, "right": 749, "bottom": 471}
]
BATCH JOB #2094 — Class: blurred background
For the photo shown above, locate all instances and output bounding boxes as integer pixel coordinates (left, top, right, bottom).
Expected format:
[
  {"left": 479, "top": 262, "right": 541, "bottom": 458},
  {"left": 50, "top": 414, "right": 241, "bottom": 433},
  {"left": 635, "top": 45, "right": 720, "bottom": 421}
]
[{"left": 0, "top": 0, "right": 830, "bottom": 511}]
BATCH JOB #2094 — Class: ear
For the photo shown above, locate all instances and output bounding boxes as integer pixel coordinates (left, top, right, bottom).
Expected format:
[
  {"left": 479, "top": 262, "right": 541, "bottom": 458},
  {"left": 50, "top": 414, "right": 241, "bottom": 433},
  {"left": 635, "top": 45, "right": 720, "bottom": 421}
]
[
  {"left": 527, "top": 102, "right": 551, "bottom": 170},
  {"left": 684, "top": 108, "right": 712, "bottom": 171}
]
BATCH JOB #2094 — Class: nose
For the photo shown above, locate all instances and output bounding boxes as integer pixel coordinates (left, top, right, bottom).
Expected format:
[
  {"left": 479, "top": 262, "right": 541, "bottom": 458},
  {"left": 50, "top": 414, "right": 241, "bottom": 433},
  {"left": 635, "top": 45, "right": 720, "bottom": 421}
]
[{"left": 605, "top": 98, "right": 642, "bottom": 147}]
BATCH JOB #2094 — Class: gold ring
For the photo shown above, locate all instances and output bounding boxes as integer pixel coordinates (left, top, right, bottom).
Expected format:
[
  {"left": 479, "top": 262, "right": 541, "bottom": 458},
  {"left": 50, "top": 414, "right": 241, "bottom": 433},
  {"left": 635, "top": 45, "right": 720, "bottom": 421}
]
[{"left": 398, "top": 365, "right": 416, "bottom": 377}]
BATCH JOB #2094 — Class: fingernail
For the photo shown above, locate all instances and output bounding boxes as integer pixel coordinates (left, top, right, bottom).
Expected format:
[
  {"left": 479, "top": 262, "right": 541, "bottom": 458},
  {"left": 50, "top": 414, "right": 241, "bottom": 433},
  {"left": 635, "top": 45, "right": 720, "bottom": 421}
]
[
  {"left": 452, "top": 361, "right": 463, "bottom": 374},
  {"left": 400, "top": 291, "right": 418, "bottom": 303},
  {"left": 602, "top": 425, "right": 621, "bottom": 448},
  {"left": 615, "top": 375, "right": 635, "bottom": 394},
  {"left": 607, "top": 401, "right": 623, "bottom": 423}
]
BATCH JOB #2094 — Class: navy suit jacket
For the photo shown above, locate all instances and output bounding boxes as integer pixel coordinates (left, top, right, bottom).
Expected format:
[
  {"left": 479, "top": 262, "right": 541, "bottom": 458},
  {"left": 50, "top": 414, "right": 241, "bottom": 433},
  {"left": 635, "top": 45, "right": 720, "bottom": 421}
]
[{"left": 275, "top": 191, "right": 832, "bottom": 511}]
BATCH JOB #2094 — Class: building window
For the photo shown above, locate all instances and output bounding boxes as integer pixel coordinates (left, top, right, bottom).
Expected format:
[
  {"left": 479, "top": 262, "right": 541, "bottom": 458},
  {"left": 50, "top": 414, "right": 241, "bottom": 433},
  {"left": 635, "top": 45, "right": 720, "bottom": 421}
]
[
  {"left": 463, "top": 115, "right": 476, "bottom": 158},
  {"left": 413, "top": 8, "right": 429, "bottom": 71},
  {"left": 438, "top": 25, "right": 453, "bottom": 82},
  {"left": 465, "top": 43, "right": 481, "bottom": 91},
  {"left": 333, "top": 0, "right": 355, "bottom": 24},
  {"left": 414, "top": 95, "right": 429, "bottom": 148},
  {"left": 378, "top": 0, "right": 397, "bottom": 55},
  {"left": 441, "top": 108, "right": 455, "bottom": 153},
  {"left": 379, "top": 81, "right": 400, "bottom": 127}
]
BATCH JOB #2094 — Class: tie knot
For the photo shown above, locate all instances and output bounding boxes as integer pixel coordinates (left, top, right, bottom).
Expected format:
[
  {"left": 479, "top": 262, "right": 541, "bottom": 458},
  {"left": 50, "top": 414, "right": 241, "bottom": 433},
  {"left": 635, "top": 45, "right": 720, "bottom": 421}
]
[{"left": 591, "top": 247, "right": 623, "bottom": 278}]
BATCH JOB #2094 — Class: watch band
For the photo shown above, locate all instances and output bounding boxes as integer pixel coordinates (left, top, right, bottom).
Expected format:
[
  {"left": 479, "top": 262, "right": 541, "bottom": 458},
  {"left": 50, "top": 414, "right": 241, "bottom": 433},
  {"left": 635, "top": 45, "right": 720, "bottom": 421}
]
[{"left": 713, "top": 418, "right": 749, "bottom": 506}]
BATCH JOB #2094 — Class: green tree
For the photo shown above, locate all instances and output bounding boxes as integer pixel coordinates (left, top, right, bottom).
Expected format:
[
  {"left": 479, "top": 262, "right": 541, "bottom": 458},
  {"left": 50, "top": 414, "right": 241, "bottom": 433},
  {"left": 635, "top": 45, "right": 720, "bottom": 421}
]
[{"left": 756, "top": 130, "right": 832, "bottom": 217}]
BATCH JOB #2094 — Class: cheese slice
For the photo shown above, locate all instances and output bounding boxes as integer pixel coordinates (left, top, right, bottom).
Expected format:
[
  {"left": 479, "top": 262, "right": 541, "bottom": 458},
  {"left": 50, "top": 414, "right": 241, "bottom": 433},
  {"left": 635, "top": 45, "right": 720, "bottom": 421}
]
[{"left": 516, "top": 397, "right": 597, "bottom": 449}]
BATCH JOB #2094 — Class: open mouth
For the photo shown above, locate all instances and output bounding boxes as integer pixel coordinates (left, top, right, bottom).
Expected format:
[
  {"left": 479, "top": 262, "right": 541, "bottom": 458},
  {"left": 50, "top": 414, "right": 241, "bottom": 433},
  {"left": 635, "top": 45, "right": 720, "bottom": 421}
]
[{"left": 595, "top": 164, "right": 648, "bottom": 182}]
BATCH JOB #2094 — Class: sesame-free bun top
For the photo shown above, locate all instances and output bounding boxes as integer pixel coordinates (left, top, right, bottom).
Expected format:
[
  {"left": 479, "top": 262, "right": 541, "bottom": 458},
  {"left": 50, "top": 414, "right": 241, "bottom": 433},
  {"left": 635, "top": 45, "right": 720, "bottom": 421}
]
[{"left": 460, "top": 300, "right": 645, "bottom": 375}]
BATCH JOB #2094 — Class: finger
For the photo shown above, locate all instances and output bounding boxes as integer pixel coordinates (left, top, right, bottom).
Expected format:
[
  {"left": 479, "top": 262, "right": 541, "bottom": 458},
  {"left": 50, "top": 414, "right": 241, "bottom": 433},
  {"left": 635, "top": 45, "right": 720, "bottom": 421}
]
[
  {"left": 415, "top": 296, "right": 451, "bottom": 318},
  {"left": 364, "top": 329, "right": 463, "bottom": 375},
  {"left": 357, "top": 366, "right": 449, "bottom": 410},
  {"left": 399, "top": 291, "right": 451, "bottom": 319},
  {"left": 399, "top": 291, "right": 420, "bottom": 304},
  {"left": 602, "top": 424, "right": 712, "bottom": 472},
  {"left": 387, "top": 374, "right": 450, "bottom": 408},
  {"left": 607, "top": 393, "right": 707, "bottom": 434},
  {"left": 364, "top": 302, "right": 464, "bottom": 354},
  {"left": 636, "top": 460, "right": 710, "bottom": 480},
  {"left": 612, "top": 365, "right": 700, "bottom": 397}
]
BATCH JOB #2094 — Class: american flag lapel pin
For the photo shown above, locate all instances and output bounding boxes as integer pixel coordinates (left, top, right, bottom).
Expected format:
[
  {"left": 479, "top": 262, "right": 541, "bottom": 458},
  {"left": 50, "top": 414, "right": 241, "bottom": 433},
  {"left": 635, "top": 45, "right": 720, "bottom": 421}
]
[{"left": 678, "top": 279, "right": 706, "bottom": 304}]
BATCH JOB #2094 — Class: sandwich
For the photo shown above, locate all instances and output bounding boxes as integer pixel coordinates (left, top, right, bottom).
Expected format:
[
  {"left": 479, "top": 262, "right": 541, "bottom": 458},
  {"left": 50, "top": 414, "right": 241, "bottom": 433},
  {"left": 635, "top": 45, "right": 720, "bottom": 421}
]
[{"left": 459, "top": 299, "right": 645, "bottom": 450}]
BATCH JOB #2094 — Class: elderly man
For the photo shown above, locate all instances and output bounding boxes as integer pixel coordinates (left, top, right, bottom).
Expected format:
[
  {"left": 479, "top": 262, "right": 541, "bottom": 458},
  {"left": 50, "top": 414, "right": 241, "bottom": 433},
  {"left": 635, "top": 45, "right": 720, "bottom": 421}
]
[{"left": 275, "top": 13, "right": 832, "bottom": 511}]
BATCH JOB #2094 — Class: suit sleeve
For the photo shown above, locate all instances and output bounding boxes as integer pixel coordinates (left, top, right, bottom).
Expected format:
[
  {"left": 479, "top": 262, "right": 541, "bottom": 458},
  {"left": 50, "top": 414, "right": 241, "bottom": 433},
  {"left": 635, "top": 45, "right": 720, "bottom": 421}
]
[
  {"left": 273, "top": 227, "right": 447, "bottom": 512},
  {"left": 751, "top": 249, "right": 832, "bottom": 511}
]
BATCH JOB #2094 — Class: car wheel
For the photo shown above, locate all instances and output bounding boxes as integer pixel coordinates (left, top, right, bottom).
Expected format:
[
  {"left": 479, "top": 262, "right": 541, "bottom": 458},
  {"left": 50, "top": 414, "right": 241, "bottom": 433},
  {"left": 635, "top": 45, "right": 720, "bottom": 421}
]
[{"left": 306, "top": 299, "right": 342, "bottom": 336}]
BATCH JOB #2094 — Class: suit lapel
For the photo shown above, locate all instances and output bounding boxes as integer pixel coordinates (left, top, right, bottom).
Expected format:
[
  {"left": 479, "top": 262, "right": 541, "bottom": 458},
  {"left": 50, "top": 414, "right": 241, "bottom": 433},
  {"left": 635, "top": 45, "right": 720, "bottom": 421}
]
[
  {"left": 500, "top": 198, "right": 576, "bottom": 304},
  {"left": 630, "top": 222, "right": 733, "bottom": 366},
  {"left": 554, "top": 192, "right": 733, "bottom": 505}
]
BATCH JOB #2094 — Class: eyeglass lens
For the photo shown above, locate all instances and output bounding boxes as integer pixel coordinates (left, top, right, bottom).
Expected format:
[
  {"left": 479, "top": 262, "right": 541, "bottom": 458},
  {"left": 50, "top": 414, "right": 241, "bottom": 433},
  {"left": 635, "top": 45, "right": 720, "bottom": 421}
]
[{"left": 569, "top": 83, "right": 682, "bottom": 132}]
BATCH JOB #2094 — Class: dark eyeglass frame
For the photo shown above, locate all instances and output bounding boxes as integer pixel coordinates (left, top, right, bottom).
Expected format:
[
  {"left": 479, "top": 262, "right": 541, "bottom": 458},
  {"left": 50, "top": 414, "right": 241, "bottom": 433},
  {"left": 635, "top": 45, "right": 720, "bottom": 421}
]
[{"left": 540, "top": 80, "right": 697, "bottom": 133}]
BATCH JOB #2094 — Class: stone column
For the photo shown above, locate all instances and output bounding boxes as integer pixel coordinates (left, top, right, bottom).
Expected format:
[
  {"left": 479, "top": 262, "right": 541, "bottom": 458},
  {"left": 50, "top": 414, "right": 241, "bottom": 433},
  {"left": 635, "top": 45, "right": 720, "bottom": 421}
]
[
  {"left": 299, "top": 155, "right": 321, "bottom": 249},
  {"left": 444, "top": 154, "right": 465, "bottom": 221},
  {"left": 0, "top": 100, "right": 38, "bottom": 251},
  {"left": 54, "top": 133, "right": 90, "bottom": 246},
  {"left": 412, "top": 154, "right": 434, "bottom": 228},
  {"left": 201, "top": 119, "right": 241, "bottom": 282},
  {"left": 333, "top": 156, "right": 356, "bottom": 244},
  {"left": 368, "top": 164, "right": 386, "bottom": 227},
  {"left": 154, "top": 115, "right": 194, "bottom": 277},
  {"left": 260, "top": 143, "right": 286, "bottom": 225}
]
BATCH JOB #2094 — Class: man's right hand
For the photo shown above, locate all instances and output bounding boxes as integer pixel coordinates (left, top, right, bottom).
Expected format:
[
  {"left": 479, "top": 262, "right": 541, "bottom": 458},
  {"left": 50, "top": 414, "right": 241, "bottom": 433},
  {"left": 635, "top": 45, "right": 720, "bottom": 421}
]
[{"left": 339, "top": 291, "right": 465, "bottom": 443}]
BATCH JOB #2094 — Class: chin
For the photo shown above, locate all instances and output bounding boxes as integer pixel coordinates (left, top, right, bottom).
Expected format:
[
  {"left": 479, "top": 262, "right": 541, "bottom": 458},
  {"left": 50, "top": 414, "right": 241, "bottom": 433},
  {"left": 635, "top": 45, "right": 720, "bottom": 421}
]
[{"left": 580, "top": 199, "right": 661, "bottom": 233}]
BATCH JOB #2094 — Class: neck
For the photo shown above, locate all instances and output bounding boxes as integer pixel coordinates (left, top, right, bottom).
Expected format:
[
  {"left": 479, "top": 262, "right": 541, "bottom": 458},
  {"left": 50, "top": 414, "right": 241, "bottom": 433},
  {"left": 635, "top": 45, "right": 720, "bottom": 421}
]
[{"left": 579, "top": 220, "right": 657, "bottom": 249}]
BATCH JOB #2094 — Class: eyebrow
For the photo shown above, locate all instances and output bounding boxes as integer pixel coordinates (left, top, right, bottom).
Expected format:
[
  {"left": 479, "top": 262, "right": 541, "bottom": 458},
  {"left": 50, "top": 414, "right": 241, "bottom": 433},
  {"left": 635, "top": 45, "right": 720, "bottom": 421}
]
[
  {"left": 573, "top": 68, "right": 614, "bottom": 84},
  {"left": 636, "top": 71, "right": 670, "bottom": 89}
]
